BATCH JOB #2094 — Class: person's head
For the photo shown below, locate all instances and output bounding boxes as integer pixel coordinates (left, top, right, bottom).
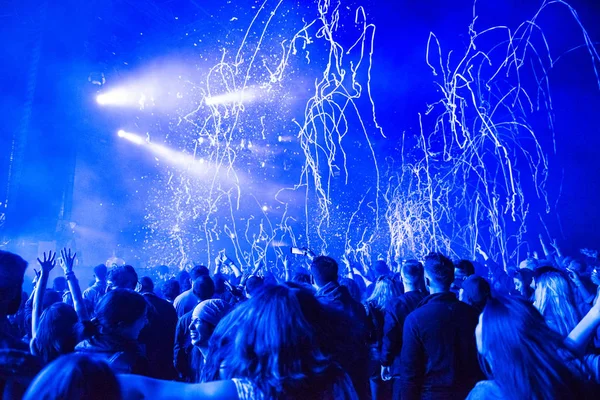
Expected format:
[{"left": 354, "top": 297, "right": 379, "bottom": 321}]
[
  {"left": 476, "top": 295, "right": 587, "bottom": 399},
  {"left": 42, "top": 289, "right": 63, "bottom": 310},
  {"left": 138, "top": 276, "right": 154, "bottom": 294},
  {"left": 454, "top": 259, "right": 475, "bottom": 281},
  {"left": 23, "top": 354, "right": 121, "bottom": 400},
  {"left": 176, "top": 270, "right": 191, "bottom": 292},
  {"left": 189, "top": 265, "right": 209, "bottom": 280},
  {"left": 106, "top": 265, "right": 138, "bottom": 291},
  {"left": 423, "top": 252, "right": 454, "bottom": 293},
  {"left": 93, "top": 264, "right": 107, "bottom": 282},
  {"left": 53, "top": 277, "right": 67, "bottom": 293},
  {"left": 157, "top": 265, "right": 170, "bottom": 280},
  {"left": 366, "top": 276, "right": 402, "bottom": 309},
  {"left": 533, "top": 269, "right": 581, "bottom": 337},
  {"left": 80, "top": 289, "right": 147, "bottom": 340},
  {"left": 310, "top": 256, "right": 338, "bottom": 287},
  {"left": 291, "top": 271, "right": 312, "bottom": 285},
  {"left": 245, "top": 275, "right": 264, "bottom": 298},
  {"left": 372, "top": 260, "right": 390, "bottom": 278},
  {"left": 189, "top": 299, "right": 229, "bottom": 348},
  {"left": 401, "top": 260, "right": 424, "bottom": 289},
  {"left": 339, "top": 277, "right": 362, "bottom": 302},
  {"left": 568, "top": 259, "right": 587, "bottom": 275},
  {"left": 192, "top": 275, "right": 215, "bottom": 301},
  {"left": 512, "top": 268, "right": 534, "bottom": 296},
  {"left": 205, "top": 285, "right": 331, "bottom": 397},
  {"left": 0, "top": 250, "right": 27, "bottom": 317},
  {"left": 32, "top": 303, "right": 78, "bottom": 364},
  {"left": 459, "top": 275, "right": 490, "bottom": 313},
  {"left": 162, "top": 279, "right": 181, "bottom": 302}
]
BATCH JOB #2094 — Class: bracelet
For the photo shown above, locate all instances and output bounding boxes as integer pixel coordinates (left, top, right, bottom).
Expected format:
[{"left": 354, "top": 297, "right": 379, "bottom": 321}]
[{"left": 65, "top": 271, "right": 77, "bottom": 281}]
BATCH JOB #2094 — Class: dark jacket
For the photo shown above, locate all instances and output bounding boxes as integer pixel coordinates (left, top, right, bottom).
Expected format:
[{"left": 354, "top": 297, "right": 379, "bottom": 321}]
[
  {"left": 75, "top": 333, "right": 150, "bottom": 376},
  {"left": 139, "top": 292, "right": 178, "bottom": 380},
  {"left": 381, "top": 290, "right": 427, "bottom": 369},
  {"left": 174, "top": 310, "right": 195, "bottom": 382},
  {"left": 316, "top": 281, "right": 368, "bottom": 323},
  {"left": 400, "top": 292, "right": 482, "bottom": 400}
]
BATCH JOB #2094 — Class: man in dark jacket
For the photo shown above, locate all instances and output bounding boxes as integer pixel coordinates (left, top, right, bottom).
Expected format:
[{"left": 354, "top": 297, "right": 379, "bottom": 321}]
[
  {"left": 400, "top": 253, "right": 482, "bottom": 400},
  {"left": 381, "top": 260, "right": 427, "bottom": 396},
  {"left": 311, "top": 255, "right": 370, "bottom": 400}
]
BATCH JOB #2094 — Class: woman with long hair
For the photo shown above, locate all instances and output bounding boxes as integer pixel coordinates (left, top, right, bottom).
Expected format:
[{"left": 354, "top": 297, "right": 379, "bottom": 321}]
[
  {"left": 119, "top": 284, "right": 358, "bottom": 399},
  {"left": 364, "top": 276, "right": 402, "bottom": 400},
  {"left": 31, "top": 303, "right": 78, "bottom": 365},
  {"left": 467, "top": 295, "right": 592, "bottom": 399},
  {"left": 533, "top": 269, "right": 582, "bottom": 337},
  {"left": 75, "top": 289, "right": 150, "bottom": 376}
]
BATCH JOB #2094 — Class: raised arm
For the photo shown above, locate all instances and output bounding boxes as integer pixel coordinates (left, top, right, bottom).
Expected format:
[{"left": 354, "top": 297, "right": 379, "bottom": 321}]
[
  {"left": 61, "top": 248, "right": 89, "bottom": 322},
  {"left": 565, "top": 299, "right": 600, "bottom": 356},
  {"left": 32, "top": 252, "right": 56, "bottom": 339},
  {"left": 223, "top": 255, "right": 242, "bottom": 278}
]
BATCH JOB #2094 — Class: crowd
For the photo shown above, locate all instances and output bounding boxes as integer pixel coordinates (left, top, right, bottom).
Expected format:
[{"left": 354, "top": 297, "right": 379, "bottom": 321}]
[{"left": 1, "top": 236, "right": 600, "bottom": 399}]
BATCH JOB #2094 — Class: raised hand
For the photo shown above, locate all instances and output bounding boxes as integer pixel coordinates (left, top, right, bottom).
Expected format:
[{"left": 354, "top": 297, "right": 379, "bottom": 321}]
[
  {"left": 37, "top": 251, "right": 56, "bottom": 274},
  {"left": 566, "top": 267, "right": 582, "bottom": 287},
  {"left": 60, "top": 248, "right": 76, "bottom": 274}
]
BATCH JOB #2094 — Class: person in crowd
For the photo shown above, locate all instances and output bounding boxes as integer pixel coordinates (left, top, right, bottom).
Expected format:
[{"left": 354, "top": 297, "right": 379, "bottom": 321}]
[
  {"left": 400, "top": 252, "right": 482, "bottom": 400},
  {"left": 340, "top": 277, "right": 363, "bottom": 303},
  {"left": 120, "top": 285, "right": 358, "bottom": 399},
  {"left": 23, "top": 353, "right": 122, "bottom": 400},
  {"left": 467, "top": 295, "right": 594, "bottom": 399},
  {"left": 533, "top": 268, "right": 582, "bottom": 337},
  {"left": 107, "top": 264, "right": 178, "bottom": 379},
  {"left": 75, "top": 288, "right": 150, "bottom": 375},
  {"left": 244, "top": 275, "right": 264, "bottom": 299},
  {"left": 311, "top": 255, "right": 370, "bottom": 398},
  {"left": 174, "top": 275, "right": 215, "bottom": 382},
  {"left": 188, "top": 299, "right": 230, "bottom": 380},
  {"left": 53, "top": 276, "right": 68, "bottom": 295},
  {"left": 566, "top": 296, "right": 600, "bottom": 381},
  {"left": 31, "top": 303, "right": 78, "bottom": 365},
  {"left": 451, "top": 259, "right": 475, "bottom": 294},
  {"left": 162, "top": 279, "right": 181, "bottom": 303},
  {"left": 459, "top": 275, "right": 491, "bottom": 314},
  {"left": 512, "top": 267, "right": 534, "bottom": 300},
  {"left": 82, "top": 264, "right": 108, "bottom": 310},
  {"left": 381, "top": 260, "right": 427, "bottom": 397},
  {"left": 364, "top": 276, "right": 402, "bottom": 400},
  {"left": 139, "top": 276, "right": 155, "bottom": 294},
  {"left": 174, "top": 265, "right": 210, "bottom": 317},
  {"left": 177, "top": 270, "right": 192, "bottom": 292},
  {"left": 0, "top": 250, "right": 42, "bottom": 398},
  {"left": 157, "top": 265, "right": 171, "bottom": 283}
]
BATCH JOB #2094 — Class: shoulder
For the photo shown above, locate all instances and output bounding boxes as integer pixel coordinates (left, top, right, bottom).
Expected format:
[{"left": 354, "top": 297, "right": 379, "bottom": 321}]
[{"left": 466, "top": 380, "right": 503, "bottom": 400}]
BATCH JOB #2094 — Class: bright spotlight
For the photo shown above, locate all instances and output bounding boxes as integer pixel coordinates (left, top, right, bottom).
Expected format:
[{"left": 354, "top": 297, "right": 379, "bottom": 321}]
[
  {"left": 97, "top": 87, "right": 151, "bottom": 108},
  {"left": 205, "top": 89, "right": 255, "bottom": 106},
  {"left": 262, "top": 205, "right": 268, "bottom": 212},
  {"left": 116, "top": 130, "right": 145, "bottom": 145}
]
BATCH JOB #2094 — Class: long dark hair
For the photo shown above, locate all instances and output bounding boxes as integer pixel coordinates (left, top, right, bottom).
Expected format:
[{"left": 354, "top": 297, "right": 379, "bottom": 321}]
[
  {"left": 78, "top": 289, "right": 146, "bottom": 338},
  {"left": 202, "top": 285, "right": 341, "bottom": 399},
  {"left": 480, "top": 296, "right": 589, "bottom": 399},
  {"left": 33, "top": 303, "right": 78, "bottom": 364}
]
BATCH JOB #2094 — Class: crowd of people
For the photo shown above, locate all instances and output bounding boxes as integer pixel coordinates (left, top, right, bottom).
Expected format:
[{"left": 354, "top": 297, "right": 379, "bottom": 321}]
[{"left": 1, "top": 236, "right": 600, "bottom": 399}]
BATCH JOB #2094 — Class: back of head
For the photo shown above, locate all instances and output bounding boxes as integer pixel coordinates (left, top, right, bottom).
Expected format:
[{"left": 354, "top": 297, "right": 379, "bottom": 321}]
[
  {"left": 339, "top": 277, "right": 362, "bottom": 302},
  {"left": 519, "top": 257, "right": 539, "bottom": 270},
  {"left": 533, "top": 269, "right": 581, "bottom": 337},
  {"left": 157, "top": 265, "right": 169, "bottom": 277},
  {"left": 455, "top": 259, "right": 475, "bottom": 276},
  {"left": 245, "top": 275, "right": 264, "bottom": 297},
  {"left": 311, "top": 256, "right": 338, "bottom": 287},
  {"left": 423, "top": 252, "right": 454, "bottom": 291},
  {"left": 23, "top": 354, "right": 121, "bottom": 400},
  {"left": 176, "top": 270, "right": 191, "bottom": 291},
  {"left": 107, "top": 265, "right": 138, "bottom": 290},
  {"left": 480, "top": 296, "right": 586, "bottom": 399},
  {"left": 366, "top": 276, "right": 402, "bottom": 309},
  {"left": 373, "top": 260, "right": 390, "bottom": 278},
  {"left": 193, "top": 275, "right": 215, "bottom": 301},
  {"left": 162, "top": 279, "right": 181, "bottom": 301},
  {"left": 93, "top": 264, "right": 107, "bottom": 281},
  {"left": 33, "top": 303, "right": 78, "bottom": 364},
  {"left": 0, "top": 250, "right": 27, "bottom": 316},
  {"left": 460, "top": 275, "right": 490, "bottom": 312},
  {"left": 401, "top": 260, "right": 424, "bottom": 286},
  {"left": 53, "top": 277, "right": 67, "bottom": 293},
  {"left": 139, "top": 276, "right": 154, "bottom": 294},
  {"left": 82, "top": 289, "right": 146, "bottom": 337},
  {"left": 190, "top": 265, "right": 209, "bottom": 280}
]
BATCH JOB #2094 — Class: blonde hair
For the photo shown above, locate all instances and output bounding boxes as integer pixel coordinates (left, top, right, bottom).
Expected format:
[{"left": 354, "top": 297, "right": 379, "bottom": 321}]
[
  {"left": 533, "top": 271, "right": 581, "bottom": 337},
  {"left": 366, "top": 276, "right": 401, "bottom": 310}
]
